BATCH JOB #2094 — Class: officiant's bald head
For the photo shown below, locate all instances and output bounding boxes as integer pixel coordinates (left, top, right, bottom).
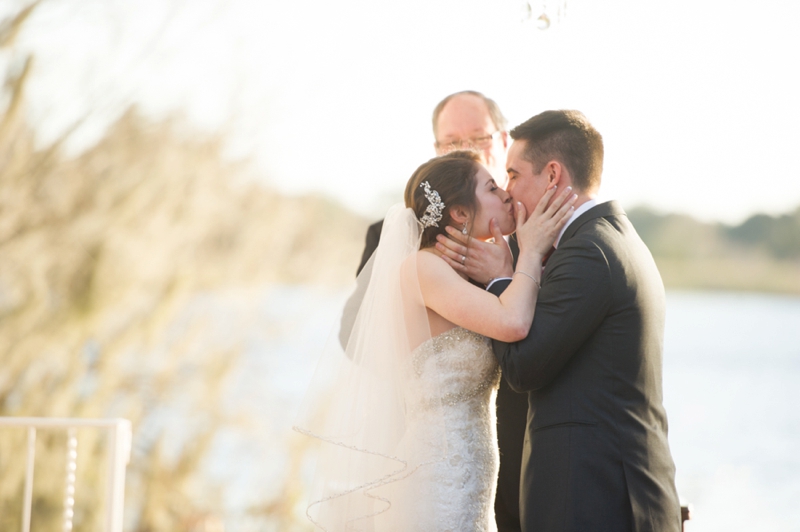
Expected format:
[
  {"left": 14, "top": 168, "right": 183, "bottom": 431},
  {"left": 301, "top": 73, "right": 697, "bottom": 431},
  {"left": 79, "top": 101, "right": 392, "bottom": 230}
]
[{"left": 432, "top": 91, "right": 509, "bottom": 185}]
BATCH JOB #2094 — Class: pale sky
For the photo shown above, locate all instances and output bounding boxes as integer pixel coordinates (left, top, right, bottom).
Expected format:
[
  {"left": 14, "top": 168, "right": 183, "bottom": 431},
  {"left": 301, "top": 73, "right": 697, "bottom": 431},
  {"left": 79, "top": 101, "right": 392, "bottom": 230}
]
[{"left": 8, "top": 0, "right": 800, "bottom": 223}]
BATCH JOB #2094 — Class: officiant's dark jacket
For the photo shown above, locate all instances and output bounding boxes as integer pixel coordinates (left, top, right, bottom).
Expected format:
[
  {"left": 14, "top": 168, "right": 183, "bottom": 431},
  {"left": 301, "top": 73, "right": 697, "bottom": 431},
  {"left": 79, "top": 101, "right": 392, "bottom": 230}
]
[
  {"left": 355, "top": 219, "right": 528, "bottom": 532},
  {"left": 489, "top": 201, "right": 681, "bottom": 532}
]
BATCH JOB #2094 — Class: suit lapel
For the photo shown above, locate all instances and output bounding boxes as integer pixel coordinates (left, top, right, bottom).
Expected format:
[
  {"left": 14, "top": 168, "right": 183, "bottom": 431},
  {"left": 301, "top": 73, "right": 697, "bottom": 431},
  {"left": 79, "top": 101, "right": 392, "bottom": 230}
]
[
  {"left": 558, "top": 200, "right": 625, "bottom": 246},
  {"left": 509, "top": 233, "right": 520, "bottom": 268}
]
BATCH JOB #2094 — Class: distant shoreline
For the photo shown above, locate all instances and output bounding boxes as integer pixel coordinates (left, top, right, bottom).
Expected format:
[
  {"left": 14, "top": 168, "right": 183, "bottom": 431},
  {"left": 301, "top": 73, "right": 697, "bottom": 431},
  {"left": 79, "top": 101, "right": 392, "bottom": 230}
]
[
  {"left": 267, "top": 198, "right": 800, "bottom": 295},
  {"left": 627, "top": 207, "right": 800, "bottom": 295},
  {"left": 655, "top": 257, "right": 800, "bottom": 295}
]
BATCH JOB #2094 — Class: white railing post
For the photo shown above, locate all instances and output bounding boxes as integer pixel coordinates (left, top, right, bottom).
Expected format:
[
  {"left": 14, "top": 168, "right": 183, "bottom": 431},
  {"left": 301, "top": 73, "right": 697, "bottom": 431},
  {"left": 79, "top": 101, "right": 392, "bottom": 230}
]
[
  {"left": 105, "top": 419, "right": 132, "bottom": 532},
  {"left": 22, "top": 426, "right": 36, "bottom": 532},
  {"left": 0, "top": 417, "right": 133, "bottom": 532},
  {"left": 63, "top": 428, "right": 78, "bottom": 532}
]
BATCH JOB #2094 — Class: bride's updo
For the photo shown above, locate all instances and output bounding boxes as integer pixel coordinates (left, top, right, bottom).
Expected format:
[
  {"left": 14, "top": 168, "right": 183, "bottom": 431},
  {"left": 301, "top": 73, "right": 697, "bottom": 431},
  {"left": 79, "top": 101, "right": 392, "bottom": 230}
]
[{"left": 404, "top": 151, "right": 482, "bottom": 249}]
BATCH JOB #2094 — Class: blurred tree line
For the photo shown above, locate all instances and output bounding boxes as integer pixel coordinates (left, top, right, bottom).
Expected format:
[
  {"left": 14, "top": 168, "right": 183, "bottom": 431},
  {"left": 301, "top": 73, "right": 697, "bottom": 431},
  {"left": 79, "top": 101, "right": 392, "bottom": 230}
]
[
  {"left": 629, "top": 207, "right": 800, "bottom": 293},
  {"left": 0, "top": 2, "right": 365, "bottom": 531}
]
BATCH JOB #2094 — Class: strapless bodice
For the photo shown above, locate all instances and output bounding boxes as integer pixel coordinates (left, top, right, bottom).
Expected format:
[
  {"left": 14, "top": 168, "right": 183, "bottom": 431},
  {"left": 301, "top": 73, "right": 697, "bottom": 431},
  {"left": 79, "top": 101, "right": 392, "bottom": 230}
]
[
  {"left": 406, "top": 327, "right": 501, "bottom": 415},
  {"left": 389, "top": 327, "right": 500, "bottom": 531}
]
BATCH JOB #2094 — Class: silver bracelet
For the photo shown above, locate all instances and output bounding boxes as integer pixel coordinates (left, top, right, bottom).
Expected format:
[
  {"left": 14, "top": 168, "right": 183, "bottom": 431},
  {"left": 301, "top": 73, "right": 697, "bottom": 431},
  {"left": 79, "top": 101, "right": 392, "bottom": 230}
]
[{"left": 513, "top": 270, "right": 541, "bottom": 290}]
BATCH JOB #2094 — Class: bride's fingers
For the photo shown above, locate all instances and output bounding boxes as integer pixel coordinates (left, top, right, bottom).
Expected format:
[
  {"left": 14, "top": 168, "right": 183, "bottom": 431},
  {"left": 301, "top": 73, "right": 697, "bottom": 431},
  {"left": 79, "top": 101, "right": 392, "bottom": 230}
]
[
  {"left": 553, "top": 194, "right": 578, "bottom": 229},
  {"left": 543, "top": 185, "right": 574, "bottom": 218},
  {"left": 515, "top": 202, "right": 528, "bottom": 229},
  {"left": 533, "top": 185, "right": 558, "bottom": 217}
]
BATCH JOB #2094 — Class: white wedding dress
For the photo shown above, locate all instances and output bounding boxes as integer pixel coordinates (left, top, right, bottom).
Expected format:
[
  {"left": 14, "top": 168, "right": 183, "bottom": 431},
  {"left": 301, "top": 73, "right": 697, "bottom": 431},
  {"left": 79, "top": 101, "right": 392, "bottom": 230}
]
[
  {"left": 381, "top": 326, "right": 500, "bottom": 531},
  {"left": 295, "top": 205, "right": 501, "bottom": 531}
]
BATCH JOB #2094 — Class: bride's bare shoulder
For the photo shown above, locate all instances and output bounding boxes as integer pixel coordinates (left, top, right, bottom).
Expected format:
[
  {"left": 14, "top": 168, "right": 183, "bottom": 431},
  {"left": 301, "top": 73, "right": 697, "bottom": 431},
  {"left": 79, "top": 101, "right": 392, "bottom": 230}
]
[{"left": 401, "top": 249, "right": 453, "bottom": 281}]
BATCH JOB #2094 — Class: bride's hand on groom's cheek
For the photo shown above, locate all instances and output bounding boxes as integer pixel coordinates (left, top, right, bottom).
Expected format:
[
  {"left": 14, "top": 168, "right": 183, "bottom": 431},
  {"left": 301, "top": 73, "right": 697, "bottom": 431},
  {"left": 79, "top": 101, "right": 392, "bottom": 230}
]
[
  {"left": 516, "top": 185, "right": 577, "bottom": 254},
  {"left": 435, "top": 221, "right": 513, "bottom": 285}
]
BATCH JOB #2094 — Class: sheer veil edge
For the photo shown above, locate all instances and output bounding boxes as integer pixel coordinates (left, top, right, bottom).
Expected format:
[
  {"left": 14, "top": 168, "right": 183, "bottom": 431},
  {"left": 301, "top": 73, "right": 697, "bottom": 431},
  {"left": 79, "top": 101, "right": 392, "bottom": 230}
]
[{"left": 292, "top": 204, "right": 449, "bottom": 530}]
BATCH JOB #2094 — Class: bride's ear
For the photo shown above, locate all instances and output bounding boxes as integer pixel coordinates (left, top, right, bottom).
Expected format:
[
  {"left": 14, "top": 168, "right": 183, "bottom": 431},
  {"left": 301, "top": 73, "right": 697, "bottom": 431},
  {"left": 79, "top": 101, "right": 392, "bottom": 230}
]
[{"left": 449, "top": 206, "right": 469, "bottom": 226}]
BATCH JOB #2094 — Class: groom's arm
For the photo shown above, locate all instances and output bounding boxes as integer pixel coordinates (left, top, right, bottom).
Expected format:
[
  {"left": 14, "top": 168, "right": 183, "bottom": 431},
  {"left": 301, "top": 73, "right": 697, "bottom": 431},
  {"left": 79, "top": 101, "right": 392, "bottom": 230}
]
[{"left": 488, "top": 240, "right": 612, "bottom": 392}]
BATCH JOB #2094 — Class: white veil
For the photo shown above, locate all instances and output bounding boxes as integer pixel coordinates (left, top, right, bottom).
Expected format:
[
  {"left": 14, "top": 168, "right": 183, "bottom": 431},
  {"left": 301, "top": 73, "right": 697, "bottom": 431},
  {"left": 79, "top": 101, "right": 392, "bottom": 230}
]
[{"left": 293, "top": 204, "right": 450, "bottom": 530}]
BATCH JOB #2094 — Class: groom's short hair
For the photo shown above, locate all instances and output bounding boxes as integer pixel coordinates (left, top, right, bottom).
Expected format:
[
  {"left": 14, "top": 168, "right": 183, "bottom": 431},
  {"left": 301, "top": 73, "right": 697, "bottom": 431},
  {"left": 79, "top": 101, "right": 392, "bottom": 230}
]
[{"left": 510, "top": 110, "right": 603, "bottom": 193}]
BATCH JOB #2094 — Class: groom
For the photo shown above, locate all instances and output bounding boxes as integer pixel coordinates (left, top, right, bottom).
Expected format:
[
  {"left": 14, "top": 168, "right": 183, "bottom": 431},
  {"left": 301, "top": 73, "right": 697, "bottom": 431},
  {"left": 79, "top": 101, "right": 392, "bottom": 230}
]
[{"left": 439, "top": 110, "right": 681, "bottom": 531}]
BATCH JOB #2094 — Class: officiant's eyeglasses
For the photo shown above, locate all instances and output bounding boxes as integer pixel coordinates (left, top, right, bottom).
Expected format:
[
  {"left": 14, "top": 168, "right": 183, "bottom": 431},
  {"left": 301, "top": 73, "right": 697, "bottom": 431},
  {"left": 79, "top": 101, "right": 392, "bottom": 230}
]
[{"left": 435, "top": 131, "right": 502, "bottom": 151}]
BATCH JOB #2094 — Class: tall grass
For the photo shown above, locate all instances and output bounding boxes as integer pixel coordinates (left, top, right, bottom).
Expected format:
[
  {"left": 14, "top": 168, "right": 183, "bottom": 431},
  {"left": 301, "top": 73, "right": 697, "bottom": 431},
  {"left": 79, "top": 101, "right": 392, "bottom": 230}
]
[{"left": 0, "top": 5, "right": 366, "bottom": 528}]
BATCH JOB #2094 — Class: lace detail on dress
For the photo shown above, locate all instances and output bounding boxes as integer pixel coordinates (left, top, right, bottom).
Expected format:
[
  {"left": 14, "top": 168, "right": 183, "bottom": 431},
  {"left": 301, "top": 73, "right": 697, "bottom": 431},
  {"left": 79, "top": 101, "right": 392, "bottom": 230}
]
[
  {"left": 383, "top": 327, "right": 501, "bottom": 532},
  {"left": 410, "top": 327, "right": 501, "bottom": 411}
]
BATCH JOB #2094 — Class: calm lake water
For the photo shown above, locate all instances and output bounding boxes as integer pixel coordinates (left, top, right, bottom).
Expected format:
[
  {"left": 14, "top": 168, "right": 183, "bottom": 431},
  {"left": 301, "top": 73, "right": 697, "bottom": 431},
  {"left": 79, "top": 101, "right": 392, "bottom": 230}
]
[
  {"left": 661, "top": 291, "right": 800, "bottom": 532},
  {"left": 222, "top": 287, "right": 800, "bottom": 531}
]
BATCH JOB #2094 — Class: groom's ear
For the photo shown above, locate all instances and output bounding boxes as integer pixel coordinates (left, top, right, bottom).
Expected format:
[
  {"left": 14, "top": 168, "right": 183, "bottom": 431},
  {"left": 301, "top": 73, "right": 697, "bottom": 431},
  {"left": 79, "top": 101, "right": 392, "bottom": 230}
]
[{"left": 546, "top": 161, "right": 564, "bottom": 188}]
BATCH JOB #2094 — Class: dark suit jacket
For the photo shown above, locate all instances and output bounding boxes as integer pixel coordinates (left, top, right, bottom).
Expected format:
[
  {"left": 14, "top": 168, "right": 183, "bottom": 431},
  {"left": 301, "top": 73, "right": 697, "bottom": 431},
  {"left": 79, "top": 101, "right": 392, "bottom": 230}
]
[
  {"left": 354, "top": 219, "right": 527, "bottom": 532},
  {"left": 489, "top": 201, "right": 681, "bottom": 532},
  {"left": 356, "top": 220, "right": 383, "bottom": 276}
]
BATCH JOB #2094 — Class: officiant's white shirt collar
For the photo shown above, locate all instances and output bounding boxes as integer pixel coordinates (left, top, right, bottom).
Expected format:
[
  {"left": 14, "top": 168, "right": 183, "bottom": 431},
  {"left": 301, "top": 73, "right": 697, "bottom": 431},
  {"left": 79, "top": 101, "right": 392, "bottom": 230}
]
[{"left": 554, "top": 198, "right": 598, "bottom": 249}]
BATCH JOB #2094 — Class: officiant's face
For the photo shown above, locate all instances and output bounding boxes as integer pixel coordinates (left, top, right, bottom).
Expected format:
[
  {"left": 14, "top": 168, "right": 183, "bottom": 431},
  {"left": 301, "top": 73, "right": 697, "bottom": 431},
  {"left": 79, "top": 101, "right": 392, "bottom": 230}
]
[
  {"left": 434, "top": 94, "right": 508, "bottom": 186},
  {"left": 505, "top": 140, "right": 552, "bottom": 215}
]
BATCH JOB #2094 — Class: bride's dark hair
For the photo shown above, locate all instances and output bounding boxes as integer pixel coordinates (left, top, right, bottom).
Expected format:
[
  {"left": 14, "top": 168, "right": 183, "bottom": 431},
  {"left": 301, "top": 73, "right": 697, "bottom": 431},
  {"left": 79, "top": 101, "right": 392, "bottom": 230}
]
[{"left": 404, "top": 151, "right": 482, "bottom": 249}]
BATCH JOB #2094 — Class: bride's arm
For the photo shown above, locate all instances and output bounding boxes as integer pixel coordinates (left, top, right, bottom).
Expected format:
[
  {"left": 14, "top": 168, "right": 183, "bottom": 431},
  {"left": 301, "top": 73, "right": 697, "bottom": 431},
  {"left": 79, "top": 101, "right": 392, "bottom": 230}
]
[{"left": 416, "top": 191, "right": 576, "bottom": 342}]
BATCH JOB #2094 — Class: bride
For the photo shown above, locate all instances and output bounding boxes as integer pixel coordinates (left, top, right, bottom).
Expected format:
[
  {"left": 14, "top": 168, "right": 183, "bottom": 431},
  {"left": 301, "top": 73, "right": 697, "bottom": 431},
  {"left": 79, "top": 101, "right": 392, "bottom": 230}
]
[{"left": 294, "top": 151, "right": 576, "bottom": 531}]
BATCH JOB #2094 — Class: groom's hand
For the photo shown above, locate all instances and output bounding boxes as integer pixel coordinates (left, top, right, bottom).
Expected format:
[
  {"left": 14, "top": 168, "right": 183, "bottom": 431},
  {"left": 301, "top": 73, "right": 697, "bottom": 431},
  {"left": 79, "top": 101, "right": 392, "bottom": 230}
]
[{"left": 435, "top": 219, "right": 514, "bottom": 285}]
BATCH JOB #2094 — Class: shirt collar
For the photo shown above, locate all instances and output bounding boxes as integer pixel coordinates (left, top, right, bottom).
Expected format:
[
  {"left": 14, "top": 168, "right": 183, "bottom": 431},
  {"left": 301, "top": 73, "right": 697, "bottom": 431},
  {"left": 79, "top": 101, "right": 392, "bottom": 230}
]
[{"left": 554, "top": 198, "right": 598, "bottom": 248}]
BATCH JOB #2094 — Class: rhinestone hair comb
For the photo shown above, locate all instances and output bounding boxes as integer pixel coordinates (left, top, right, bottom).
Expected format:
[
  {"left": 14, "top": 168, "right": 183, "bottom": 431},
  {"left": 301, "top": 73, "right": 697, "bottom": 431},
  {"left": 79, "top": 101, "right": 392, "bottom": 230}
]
[{"left": 419, "top": 181, "right": 445, "bottom": 228}]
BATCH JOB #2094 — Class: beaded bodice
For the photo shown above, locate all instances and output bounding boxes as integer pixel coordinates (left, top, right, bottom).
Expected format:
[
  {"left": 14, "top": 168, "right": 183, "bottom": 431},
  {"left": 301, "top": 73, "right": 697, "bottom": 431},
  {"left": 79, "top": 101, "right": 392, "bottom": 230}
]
[
  {"left": 397, "top": 327, "right": 501, "bottom": 531},
  {"left": 407, "top": 327, "right": 501, "bottom": 414}
]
